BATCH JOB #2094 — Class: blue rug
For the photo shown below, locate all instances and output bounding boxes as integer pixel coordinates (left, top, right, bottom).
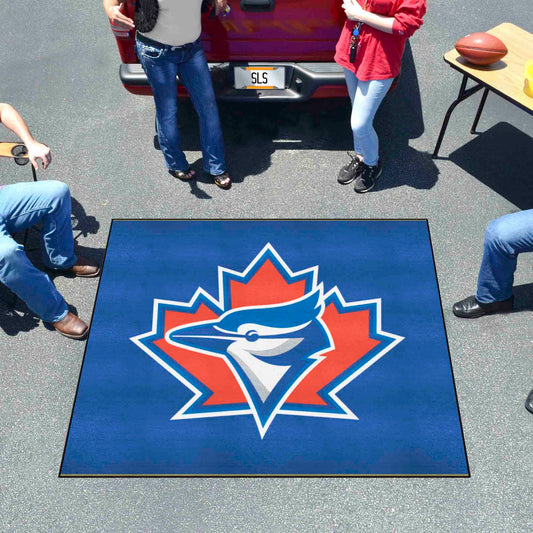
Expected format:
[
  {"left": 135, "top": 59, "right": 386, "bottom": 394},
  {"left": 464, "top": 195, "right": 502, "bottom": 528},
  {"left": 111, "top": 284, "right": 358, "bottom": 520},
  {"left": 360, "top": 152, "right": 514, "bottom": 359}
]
[{"left": 61, "top": 220, "right": 469, "bottom": 476}]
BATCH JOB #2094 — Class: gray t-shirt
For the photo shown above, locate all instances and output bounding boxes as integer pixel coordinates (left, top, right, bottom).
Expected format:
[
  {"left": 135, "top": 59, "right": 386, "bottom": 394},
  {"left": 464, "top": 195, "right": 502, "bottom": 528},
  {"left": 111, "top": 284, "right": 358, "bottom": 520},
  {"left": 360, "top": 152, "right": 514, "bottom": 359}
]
[{"left": 143, "top": 0, "right": 203, "bottom": 47}]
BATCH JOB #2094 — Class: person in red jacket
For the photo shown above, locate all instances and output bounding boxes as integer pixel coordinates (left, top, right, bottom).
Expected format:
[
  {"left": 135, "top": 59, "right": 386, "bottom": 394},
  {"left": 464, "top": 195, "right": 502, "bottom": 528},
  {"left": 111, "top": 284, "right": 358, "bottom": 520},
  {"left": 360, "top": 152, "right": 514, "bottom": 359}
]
[{"left": 335, "top": 0, "right": 426, "bottom": 192}]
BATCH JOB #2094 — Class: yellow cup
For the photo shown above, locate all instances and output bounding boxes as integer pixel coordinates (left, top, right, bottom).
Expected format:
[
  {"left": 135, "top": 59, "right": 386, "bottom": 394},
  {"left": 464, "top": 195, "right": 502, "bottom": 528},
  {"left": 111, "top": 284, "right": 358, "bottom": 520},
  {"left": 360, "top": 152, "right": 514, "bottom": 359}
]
[{"left": 525, "top": 60, "right": 533, "bottom": 97}]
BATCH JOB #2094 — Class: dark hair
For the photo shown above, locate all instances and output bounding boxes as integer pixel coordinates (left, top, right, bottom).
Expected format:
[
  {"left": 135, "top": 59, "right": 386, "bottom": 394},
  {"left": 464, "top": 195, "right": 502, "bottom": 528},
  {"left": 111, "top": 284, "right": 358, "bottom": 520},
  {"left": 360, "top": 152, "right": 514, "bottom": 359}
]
[{"left": 134, "top": 0, "right": 159, "bottom": 33}]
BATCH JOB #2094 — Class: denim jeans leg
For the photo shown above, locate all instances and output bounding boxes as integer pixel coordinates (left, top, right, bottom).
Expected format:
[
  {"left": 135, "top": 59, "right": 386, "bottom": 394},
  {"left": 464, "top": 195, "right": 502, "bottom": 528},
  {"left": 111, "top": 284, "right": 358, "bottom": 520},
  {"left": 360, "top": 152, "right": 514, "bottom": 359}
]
[
  {"left": 344, "top": 68, "right": 358, "bottom": 106},
  {"left": 0, "top": 185, "right": 70, "bottom": 322},
  {"left": 178, "top": 43, "right": 226, "bottom": 175},
  {"left": 476, "top": 209, "right": 533, "bottom": 303},
  {"left": 0, "top": 181, "right": 77, "bottom": 269},
  {"left": 137, "top": 42, "right": 190, "bottom": 171}
]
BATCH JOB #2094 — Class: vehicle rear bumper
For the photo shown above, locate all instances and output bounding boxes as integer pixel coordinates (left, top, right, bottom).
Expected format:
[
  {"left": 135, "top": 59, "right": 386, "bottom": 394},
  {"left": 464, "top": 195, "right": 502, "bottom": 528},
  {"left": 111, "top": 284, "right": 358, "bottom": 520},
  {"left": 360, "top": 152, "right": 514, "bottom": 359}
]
[{"left": 120, "top": 62, "right": 347, "bottom": 101}]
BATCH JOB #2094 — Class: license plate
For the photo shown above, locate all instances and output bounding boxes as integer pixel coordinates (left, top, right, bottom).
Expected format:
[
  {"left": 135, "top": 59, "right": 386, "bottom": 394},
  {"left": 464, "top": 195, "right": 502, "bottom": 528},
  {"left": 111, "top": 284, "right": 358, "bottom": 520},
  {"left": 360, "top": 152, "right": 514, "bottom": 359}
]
[{"left": 234, "top": 67, "right": 285, "bottom": 90}]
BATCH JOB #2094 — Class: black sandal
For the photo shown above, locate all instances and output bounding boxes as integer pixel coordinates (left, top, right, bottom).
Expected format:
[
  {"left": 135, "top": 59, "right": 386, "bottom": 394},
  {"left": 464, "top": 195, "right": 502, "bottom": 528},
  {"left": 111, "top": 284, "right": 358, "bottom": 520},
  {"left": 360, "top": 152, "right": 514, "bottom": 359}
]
[
  {"left": 169, "top": 168, "right": 195, "bottom": 181},
  {"left": 209, "top": 171, "right": 231, "bottom": 190}
]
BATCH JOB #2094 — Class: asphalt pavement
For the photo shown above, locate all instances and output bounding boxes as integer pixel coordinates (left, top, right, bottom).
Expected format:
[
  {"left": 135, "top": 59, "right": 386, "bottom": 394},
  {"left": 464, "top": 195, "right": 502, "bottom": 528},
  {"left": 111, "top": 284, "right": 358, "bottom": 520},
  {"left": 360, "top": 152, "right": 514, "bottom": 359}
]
[{"left": 0, "top": 1, "right": 532, "bottom": 531}]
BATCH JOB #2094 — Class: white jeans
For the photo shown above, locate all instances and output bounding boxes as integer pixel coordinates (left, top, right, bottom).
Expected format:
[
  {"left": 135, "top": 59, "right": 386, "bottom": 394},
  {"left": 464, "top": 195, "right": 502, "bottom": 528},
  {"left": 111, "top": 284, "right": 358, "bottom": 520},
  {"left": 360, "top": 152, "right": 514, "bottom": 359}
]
[{"left": 344, "top": 69, "right": 394, "bottom": 166}]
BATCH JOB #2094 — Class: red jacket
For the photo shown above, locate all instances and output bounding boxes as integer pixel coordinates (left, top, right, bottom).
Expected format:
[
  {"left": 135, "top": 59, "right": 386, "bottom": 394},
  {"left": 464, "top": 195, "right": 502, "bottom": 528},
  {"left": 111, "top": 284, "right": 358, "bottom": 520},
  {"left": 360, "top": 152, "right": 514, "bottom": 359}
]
[{"left": 334, "top": 0, "right": 426, "bottom": 81}]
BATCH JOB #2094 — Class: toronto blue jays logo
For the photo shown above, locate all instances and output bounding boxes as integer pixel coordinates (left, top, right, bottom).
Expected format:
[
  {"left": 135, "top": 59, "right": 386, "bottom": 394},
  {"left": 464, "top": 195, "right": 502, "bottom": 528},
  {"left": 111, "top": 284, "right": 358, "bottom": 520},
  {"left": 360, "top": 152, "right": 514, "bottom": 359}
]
[{"left": 131, "top": 244, "right": 403, "bottom": 438}]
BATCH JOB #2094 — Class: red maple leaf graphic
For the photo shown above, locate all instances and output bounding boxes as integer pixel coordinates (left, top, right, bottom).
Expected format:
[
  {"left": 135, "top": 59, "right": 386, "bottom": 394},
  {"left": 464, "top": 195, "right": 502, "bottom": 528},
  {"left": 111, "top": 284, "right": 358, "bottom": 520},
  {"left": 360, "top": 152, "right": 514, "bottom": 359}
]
[{"left": 154, "top": 259, "right": 381, "bottom": 409}]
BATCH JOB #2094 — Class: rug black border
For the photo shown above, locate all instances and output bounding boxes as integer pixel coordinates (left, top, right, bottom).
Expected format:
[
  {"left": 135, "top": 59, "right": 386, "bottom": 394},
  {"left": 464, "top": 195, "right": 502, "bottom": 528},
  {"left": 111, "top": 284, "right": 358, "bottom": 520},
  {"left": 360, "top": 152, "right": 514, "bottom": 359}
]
[{"left": 59, "top": 218, "right": 471, "bottom": 479}]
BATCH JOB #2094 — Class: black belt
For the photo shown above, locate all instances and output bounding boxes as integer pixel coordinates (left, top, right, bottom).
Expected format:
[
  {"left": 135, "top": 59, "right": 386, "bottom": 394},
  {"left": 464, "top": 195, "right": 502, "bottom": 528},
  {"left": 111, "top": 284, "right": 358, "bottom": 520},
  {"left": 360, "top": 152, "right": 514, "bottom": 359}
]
[{"left": 136, "top": 32, "right": 192, "bottom": 49}]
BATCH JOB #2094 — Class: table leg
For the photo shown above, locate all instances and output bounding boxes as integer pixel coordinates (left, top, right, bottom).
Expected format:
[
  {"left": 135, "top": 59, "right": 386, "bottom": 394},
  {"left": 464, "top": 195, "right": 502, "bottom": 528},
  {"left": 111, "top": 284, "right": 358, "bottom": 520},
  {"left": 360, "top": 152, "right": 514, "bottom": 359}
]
[
  {"left": 432, "top": 75, "right": 484, "bottom": 159},
  {"left": 27, "top": 163, "right": 39, "bottom": 250},
  {"left": 470, "top": 88, "right": 490, "bottom": 134}
]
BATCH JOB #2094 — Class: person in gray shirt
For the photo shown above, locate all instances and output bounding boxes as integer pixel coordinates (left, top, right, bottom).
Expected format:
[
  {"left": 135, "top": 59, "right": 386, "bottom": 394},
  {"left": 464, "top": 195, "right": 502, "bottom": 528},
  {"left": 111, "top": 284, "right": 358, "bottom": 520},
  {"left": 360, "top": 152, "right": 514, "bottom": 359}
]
[{"left": 104, "top": 0, "right": 231, "bottom": 189}]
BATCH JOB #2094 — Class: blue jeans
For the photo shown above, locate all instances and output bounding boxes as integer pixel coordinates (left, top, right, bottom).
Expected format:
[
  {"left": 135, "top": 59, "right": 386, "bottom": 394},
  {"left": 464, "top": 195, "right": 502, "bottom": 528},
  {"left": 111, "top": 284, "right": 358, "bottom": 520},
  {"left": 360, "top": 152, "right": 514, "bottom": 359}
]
[
  {"left": 136, "top": 37, "right": 226, "bottom": 175},
  {"left": 476, "top": 209, "right": 533, "bottom": 303},
  {"left": 344, "top": 70, "right": 393, "bottom": 166},
  {"left": 0, "top": 181, "right": 76, "bottom": 322}
]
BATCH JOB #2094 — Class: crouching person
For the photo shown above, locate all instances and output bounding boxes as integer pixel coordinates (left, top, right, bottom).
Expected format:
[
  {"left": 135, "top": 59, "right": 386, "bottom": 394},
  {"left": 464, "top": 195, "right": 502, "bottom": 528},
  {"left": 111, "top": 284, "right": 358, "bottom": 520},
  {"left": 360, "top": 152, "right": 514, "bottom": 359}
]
[{"left": 0, "top": 103, "right": 99, "bottom": 339}]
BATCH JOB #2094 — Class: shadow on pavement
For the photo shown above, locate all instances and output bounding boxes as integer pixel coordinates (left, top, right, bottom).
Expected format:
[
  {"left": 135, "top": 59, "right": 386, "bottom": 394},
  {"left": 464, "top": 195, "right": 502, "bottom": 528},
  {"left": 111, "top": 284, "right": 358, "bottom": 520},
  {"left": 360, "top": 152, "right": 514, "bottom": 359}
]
[
  {"left": 71, "top": 196, "right": 100, "bottom": 239},
  {"left": 0, "top": 196, "right": 103, "bottom": 336},
  {"left": 173, "top": 41, "right": 438, "bottom": 191},
  {"left": 0, "top": 301, "right": 39, "bottom": 336},
  {"left": 513, "top": 282, "right": 533, "bottom": 312},
  {"left": 374, "top": 43, "right": 439, "bottom": 192},
  {"left": 449, "top": 122, "right": 533, "bottom": 210}
]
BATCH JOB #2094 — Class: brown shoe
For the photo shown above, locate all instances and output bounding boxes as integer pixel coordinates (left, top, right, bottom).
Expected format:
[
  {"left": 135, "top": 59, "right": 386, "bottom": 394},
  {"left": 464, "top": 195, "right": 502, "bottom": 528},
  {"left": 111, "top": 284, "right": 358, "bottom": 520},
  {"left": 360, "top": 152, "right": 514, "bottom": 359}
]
[
  {"left": 52, "top": 312, "right": 89, "bottom": 340},
  {"left": 70, "top": 256, "right": 100, "bottom": 278}
]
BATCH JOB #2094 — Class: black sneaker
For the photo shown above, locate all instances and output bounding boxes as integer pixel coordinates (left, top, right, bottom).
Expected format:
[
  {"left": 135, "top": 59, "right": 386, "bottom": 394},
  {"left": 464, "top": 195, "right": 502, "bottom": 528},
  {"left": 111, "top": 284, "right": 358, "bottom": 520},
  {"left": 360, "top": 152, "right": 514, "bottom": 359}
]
[
  {"left": 354, "top": 161, "right": 382, "bottom": 193},
  {"left": 337, "top": 153, "right": 364, "bottom": 184}
]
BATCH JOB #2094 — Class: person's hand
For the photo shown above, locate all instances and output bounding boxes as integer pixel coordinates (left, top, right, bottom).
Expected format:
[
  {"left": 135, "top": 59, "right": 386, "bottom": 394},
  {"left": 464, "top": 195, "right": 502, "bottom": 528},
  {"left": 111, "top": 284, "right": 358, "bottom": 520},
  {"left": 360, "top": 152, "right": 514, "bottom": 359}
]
[
  {"left": 26, "top": 141, "right": 51, "bottom": 170},
  {"left": 342, "top": 0, "right": 367, "bottom": 23},
  {"left": 105, "top": 3, "right": 135, "bottom": 30},
  {"left": 213, "top": 0, "right": 228, "bottom": 16}
]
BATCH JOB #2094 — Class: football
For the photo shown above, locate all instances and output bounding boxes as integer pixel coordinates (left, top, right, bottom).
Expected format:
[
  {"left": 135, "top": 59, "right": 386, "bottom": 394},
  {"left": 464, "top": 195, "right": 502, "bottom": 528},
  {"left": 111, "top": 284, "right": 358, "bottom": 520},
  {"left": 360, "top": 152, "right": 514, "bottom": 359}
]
[{"left": 455, "top": 32, "right": 508, "bottom": 65}]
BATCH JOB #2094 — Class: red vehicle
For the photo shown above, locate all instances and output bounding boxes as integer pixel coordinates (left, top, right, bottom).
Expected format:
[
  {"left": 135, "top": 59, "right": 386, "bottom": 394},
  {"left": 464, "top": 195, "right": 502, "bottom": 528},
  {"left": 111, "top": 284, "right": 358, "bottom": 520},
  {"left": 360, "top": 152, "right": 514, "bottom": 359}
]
[{"left": 112, "top": 0, "right": 347, "bottom": 101}]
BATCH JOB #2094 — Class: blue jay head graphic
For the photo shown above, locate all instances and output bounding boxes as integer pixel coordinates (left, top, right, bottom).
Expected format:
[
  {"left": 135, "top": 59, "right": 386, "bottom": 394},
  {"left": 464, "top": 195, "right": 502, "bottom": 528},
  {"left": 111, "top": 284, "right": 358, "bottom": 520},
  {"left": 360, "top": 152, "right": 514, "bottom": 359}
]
[
  {"left": 166, "top": 287, "right": 327, "bottom": 364},
  {"left": 166, "top": 287, "right": 332, "bottom": 425}
]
